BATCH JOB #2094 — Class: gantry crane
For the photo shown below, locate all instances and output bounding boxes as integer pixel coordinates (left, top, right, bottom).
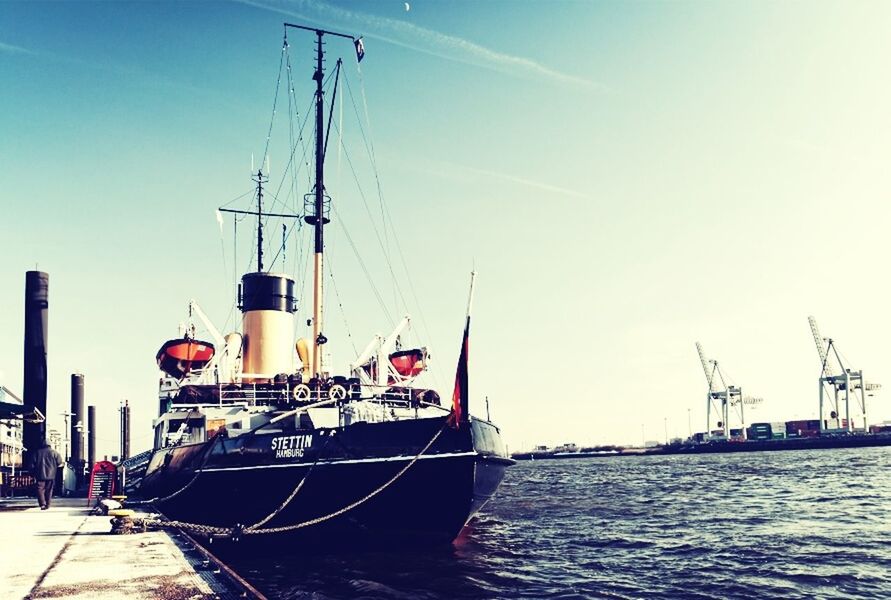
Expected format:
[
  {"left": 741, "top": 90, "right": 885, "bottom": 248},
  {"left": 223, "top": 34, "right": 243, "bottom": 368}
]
[
  {"left": 808, "top": 316, "right": 880, "bottom": 432},
  {"left": 696, "top": 342, "right": 750, "bottom": 439}
]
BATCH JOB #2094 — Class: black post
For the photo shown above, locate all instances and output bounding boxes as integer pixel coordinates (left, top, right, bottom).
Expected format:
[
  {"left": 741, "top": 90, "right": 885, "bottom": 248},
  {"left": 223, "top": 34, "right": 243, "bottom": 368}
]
[
  {"left": 70, "top": 374, "right": 85, "bottom": 484},
  {"left": 22, "top": 271, "right": 49, "bottom": 468},
  {"left": 87, "top": 405, "right": 96, "bottom": 468},
  {"left": 120, "top": 400, "right": 130, "bottom": 461}
]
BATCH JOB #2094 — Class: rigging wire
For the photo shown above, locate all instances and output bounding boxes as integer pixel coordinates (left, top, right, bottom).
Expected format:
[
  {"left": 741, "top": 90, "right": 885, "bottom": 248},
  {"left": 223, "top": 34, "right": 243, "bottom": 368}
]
[
  {"left": 261, "top": 69, "right": 339, "bottom": 272},
  {"left": 259, "top": 39, "right": 287, "bottom": 174},
  {"left": 326, "top": 257, "right": 359, "bottom": 358},
  {"left": 332, "top": 203, "right": 395, "bottom": 328},
  {"left": 341, "top": 70, "right": 441, "bottom": 384}
]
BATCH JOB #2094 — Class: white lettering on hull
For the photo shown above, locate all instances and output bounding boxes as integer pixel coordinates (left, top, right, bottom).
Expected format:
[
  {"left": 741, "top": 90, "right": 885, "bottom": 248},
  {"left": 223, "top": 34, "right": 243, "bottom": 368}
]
[{"left": 270, "top": 434, "right": 313, "bottom": 459}]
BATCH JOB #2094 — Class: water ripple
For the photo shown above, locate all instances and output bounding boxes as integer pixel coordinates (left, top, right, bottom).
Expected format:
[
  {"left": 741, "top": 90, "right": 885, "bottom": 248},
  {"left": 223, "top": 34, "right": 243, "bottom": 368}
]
[{"left": 229, "top": 446, "right": 891, "bottom": 599}]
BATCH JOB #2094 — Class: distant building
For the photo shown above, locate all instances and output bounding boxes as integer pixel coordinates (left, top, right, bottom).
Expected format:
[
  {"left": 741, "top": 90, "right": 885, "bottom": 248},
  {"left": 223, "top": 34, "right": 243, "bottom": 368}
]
[
  {"left": 644, "top": 440, "right": 660, "bottom": 448},
  {"left": 0, "top": 387, "right": 24, "bottom": 472},
  {"left": 48, "top": 429, "right": 63, "bottom": 456}
]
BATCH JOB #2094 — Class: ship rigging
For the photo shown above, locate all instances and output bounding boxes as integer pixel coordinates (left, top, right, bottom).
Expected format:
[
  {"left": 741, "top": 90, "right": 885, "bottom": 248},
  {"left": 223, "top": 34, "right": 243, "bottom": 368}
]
[{"left": 132, "top": 23, "right": 513, "bottom": 547}]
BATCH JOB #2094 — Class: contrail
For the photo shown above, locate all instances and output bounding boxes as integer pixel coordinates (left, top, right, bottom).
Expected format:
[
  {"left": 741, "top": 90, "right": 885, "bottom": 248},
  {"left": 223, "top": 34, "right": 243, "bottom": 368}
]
[
  {"left": 0, "top": 41, "right": 34, "bottom": 55},
  {"left": 461, "top": 164, "right": 591, "bottom": 200},
  {"left": 237, "top": 0, "right": 608, "bottom": 92},
  {"left": 404, "top": 157, "right": 590, "bottom": 200}
]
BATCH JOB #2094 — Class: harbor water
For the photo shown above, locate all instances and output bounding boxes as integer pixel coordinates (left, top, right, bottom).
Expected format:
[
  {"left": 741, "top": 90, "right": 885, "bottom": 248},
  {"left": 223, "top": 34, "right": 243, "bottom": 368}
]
[{"left": 226, "top": 447, "right": 891, "bottom": 599}]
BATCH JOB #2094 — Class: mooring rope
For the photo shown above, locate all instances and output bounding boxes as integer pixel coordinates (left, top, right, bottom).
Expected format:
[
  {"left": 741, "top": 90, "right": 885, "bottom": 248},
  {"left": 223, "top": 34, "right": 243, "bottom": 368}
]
[
  {"left": 124, "top": 417, "right": 450, "bottom": 540},
  {"left": 244, "top": 419, "right": 447, "bottom": 536}
]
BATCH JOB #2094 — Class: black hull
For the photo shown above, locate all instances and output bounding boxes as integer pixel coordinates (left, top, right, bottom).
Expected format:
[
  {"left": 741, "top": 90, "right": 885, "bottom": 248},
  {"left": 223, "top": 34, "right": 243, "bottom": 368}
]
[{"left": 137, "top": 415, "right": 512, "bottom": 547}]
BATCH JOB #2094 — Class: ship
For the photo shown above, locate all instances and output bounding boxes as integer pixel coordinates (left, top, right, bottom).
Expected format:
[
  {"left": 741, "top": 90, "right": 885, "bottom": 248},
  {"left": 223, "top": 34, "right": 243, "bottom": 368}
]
[{"left": 133, "top": 23, "right": 514, "bottom": 546}]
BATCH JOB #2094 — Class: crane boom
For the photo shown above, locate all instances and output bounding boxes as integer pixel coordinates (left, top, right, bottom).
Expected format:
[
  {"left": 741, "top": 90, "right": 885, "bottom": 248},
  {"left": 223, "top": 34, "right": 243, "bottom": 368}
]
[
  {"left": 696, "top": 342, "right": 714, "bottom": 391},
  {"left": 808, "top": 315, "right": 831, "bottom": 376}
]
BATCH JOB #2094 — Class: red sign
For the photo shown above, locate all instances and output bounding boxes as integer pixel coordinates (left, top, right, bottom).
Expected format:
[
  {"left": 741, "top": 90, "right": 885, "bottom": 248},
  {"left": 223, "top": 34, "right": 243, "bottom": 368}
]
[{"left": 87, "top": 460, "right": 117, "bottom": 505}]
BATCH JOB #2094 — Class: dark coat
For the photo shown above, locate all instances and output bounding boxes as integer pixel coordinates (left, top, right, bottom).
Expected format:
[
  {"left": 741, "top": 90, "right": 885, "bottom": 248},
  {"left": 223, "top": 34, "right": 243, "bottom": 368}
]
[{"left": 31, "top": 444, "right": 64, "bottom": 481}]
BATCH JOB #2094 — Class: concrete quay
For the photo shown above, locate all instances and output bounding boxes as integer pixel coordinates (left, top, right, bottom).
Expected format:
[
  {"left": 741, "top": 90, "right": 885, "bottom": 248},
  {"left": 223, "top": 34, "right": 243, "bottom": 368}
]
[{"left": 0, "top": 497, "right": 262, "bottom": 600}]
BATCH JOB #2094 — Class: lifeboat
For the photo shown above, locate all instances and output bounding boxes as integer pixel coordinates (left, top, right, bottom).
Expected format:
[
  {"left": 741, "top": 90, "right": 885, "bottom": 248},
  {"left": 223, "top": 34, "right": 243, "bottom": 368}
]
[
  {"left": 388, "top": 348, "right": 427, "bottom": 378},
  {"left": 156, "top": 338, "right": 215, "bottom": 379}
]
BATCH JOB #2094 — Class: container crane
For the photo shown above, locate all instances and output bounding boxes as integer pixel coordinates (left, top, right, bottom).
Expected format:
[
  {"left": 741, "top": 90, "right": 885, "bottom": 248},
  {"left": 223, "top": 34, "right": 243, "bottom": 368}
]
[
  {"left": 807, "top": 316, "right": 880, "bottom": 432},
  {"left": 696, "top": 342, "right": 746, "bottom": 439}
]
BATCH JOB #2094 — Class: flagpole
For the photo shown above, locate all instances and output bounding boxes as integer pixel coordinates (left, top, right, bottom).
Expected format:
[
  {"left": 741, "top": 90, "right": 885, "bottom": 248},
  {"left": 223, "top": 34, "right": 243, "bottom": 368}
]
[{"left": 465, "top": 270, "right": 476, "bottom": 320}]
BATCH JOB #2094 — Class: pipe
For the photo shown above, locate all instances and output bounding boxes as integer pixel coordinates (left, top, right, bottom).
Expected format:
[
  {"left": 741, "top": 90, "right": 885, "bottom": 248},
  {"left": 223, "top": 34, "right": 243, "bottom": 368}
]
[
  {"left": 70, "top": 374, "right": 85, "bottom": 465},
  {"left": 22, "top": 271, "right": 48, "bottom": 467},
  {"left": 87, "top": 405, "right": 96, "bottom": 467}
]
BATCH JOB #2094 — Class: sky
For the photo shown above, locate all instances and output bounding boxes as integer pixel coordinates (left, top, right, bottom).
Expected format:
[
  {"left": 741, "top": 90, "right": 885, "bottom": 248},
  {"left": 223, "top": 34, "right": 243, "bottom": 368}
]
[{"left": 2, "top": 1, "right": 891, "bottom": 457}]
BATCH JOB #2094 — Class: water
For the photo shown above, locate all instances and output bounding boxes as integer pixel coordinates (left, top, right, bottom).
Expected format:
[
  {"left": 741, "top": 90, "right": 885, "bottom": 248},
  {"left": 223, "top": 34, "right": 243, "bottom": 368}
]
[{"left": 227, "top": 447, "right": 891, "bottom": 599}]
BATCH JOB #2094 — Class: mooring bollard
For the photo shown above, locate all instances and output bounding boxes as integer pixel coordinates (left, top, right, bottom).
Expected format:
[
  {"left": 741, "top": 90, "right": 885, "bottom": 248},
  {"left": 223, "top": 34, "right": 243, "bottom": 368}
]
[{"left": 108, "top": 508, "right": 138, "bottom": 534}]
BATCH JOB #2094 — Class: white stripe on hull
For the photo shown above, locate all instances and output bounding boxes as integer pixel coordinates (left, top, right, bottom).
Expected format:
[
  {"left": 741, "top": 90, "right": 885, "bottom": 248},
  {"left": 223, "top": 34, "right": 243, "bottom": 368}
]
[{"left": 200, "top": 451, "right": 478, "bottom": 472}]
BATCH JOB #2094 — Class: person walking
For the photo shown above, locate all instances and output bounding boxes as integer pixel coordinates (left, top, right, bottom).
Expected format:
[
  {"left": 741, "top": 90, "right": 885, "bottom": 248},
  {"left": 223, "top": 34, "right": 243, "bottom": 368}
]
[{"left": 30, "top": 438, "right": 64, "bottom": 510}]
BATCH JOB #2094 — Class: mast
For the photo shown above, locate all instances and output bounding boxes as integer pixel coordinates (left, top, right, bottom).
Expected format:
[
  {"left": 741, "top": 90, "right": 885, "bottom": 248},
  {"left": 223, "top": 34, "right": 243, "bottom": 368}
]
[
  {"left": 284, "top": 23, "right": 357, "bottom": 379},
  {"left": 253, "top": 169, "right": 268, "bottom": 272},
  {"left": 312, "top": 29, "right": 325, "bottom": 378}
]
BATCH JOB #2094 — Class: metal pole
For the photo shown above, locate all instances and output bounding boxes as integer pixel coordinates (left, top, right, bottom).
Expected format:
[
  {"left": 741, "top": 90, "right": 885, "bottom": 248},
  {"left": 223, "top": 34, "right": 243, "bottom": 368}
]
[
  {"left": 256, "top": 170, "right": 264, "bottom": 272},
  {"left": 706, "top": 394, "right": 711, "bottom": 436},
  {"left": 119, "top": 400, "right": 130, "bottom": 461},
  {"left": 60, "top": 411, "right": 72, "bottom": 463},
  {"left": 845, "top": 372, "right": 851, "bottom": 432},
  {"left": 723, "top": 394, "right": 729, "bottom": 438},
  {"left": 863, "top": 372, "right": 868, "bottom": 432},
  {"left": 819, "top": 379, "right": 824, "bottom": 431}
]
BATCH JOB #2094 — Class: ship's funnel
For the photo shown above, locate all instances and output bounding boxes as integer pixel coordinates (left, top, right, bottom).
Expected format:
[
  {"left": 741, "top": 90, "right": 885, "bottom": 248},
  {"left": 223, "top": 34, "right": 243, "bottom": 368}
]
[{"left": 239, "top": 272, "right": 297, "bottom": 381}]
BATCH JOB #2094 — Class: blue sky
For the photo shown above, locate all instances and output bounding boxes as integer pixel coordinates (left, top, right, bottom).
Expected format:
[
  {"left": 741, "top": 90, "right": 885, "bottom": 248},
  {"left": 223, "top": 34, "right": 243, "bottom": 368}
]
[{"left": 2, "top": 1, "right": 891, "bottom": 456}]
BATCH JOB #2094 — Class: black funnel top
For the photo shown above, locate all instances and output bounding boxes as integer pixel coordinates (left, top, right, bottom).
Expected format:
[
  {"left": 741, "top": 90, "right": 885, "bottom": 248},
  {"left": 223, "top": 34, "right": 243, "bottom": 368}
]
[{"left": 239, "top": 272, "right": 297, "bottom": 313}]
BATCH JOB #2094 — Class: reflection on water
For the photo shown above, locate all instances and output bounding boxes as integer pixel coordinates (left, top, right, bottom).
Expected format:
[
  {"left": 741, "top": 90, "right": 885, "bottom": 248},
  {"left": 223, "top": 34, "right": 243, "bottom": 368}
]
[{"left": 226, "top": 447, "right": 891, "bottom": 599}]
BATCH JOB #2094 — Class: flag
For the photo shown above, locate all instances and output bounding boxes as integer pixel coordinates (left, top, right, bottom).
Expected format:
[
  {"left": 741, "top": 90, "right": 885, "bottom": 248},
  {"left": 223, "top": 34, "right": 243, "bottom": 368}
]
[
  {"left": 448, "top": 314, "right": 470, "bottom": 428},
  {"left": 354, "top": 37, "right": 365, "bottom": 63}
]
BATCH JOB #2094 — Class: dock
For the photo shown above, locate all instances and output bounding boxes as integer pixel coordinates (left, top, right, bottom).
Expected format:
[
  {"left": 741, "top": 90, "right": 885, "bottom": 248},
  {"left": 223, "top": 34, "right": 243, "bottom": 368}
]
[{"left": 0, "top": 497, "right": 263, "bottom": 600}]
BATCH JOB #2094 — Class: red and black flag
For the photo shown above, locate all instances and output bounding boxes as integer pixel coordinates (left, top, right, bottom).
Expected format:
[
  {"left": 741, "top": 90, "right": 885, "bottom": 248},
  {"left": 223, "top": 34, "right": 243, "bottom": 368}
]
[
  {"left": 448, "top": 315, "right": 470, "bottom": 428},
  {"left": 448, "top": 272, "right": 476, "bottom": 429}
]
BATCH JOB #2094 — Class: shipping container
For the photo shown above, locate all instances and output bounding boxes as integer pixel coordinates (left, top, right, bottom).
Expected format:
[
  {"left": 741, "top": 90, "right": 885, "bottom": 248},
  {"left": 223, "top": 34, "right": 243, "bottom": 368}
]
[
  {"left": 749, "top": 422, "right": 772, "bottom": 440},
  {"left": 785, "top": 419, "right": 820, "bottom": 435}
]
